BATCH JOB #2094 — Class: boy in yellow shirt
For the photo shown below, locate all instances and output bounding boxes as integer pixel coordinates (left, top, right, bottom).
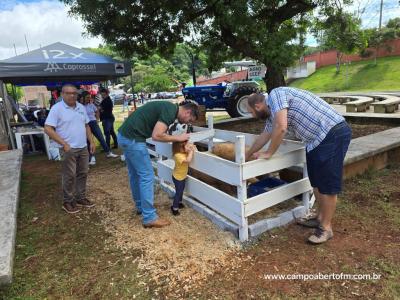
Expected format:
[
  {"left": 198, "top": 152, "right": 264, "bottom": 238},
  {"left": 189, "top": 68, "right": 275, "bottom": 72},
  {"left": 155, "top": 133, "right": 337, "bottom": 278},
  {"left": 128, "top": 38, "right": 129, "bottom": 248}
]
[{"left": 171, "top": 141, "right": 196, "bottom": 215}]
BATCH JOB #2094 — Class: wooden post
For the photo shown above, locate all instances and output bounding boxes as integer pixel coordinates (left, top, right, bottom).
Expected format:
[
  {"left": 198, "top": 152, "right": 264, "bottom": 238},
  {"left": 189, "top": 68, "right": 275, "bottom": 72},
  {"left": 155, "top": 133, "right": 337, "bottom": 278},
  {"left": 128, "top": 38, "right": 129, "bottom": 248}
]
[
  {"left": 236, "top": 135, "right": 248, "bottom": 241},
  {"left": 207, "top": 114, "right": 214, "bottom": 151}
]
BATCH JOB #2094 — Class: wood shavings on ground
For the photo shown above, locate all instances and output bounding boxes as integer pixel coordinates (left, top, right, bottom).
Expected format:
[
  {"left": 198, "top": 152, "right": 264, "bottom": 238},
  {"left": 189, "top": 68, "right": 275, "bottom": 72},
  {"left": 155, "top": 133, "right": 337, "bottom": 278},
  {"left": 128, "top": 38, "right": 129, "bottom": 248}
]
[{"left": 87, "top": 166, "right": 241, "bottom": 293}]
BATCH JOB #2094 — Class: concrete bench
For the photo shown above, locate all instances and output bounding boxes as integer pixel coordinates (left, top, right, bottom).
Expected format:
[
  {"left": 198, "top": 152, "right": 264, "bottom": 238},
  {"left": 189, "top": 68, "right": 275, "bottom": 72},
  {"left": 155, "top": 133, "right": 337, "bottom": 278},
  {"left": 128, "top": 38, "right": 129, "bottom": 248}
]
[
  {"left": 320, "top": 96, "right": 356, "bottom": 104},
  {"left": 344, "top": 96, "right": 375, "bottom": 112},
  {"left": 370, "top": 95, "right": 400, "bottom": 113},
  {"left": 0, "top": 150, "right": 23, "bottom": 285}
]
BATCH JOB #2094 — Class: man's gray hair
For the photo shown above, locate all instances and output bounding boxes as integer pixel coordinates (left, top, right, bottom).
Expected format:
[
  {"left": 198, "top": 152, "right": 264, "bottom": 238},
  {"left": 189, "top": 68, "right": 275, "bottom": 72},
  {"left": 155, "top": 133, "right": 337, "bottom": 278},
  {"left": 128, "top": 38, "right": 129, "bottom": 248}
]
[{"left": 247, "top": 93, "right": 265, "bottom": 108}]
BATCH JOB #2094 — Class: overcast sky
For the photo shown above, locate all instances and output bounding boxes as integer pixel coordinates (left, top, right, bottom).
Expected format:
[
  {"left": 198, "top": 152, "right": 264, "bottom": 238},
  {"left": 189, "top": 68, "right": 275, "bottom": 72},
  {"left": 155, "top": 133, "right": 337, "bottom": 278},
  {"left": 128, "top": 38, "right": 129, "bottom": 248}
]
[
  {"left": 0, "top": 0, "right": 102, "bottom": 60},
  {"left": 0, "top": 0, "right": 399, "bottom": 60}
]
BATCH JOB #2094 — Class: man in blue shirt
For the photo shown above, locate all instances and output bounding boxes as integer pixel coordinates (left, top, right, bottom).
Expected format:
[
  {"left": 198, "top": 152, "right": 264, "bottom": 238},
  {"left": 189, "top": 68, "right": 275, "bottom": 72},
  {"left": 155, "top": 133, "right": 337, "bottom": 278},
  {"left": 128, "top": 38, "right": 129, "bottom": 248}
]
[
  {"left": 246, "top": 87, "right": 351, "bottom": 244},
  {"left": 45, "top": 84, "right": 96, "bottom": 214}
]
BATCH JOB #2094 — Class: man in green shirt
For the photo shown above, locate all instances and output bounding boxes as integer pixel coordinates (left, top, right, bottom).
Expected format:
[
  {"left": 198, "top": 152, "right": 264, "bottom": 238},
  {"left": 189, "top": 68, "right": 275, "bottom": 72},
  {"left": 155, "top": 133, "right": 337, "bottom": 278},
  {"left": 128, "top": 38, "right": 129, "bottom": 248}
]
[{"left": 118, "top": 101, "right": 199, "bottom": 228}]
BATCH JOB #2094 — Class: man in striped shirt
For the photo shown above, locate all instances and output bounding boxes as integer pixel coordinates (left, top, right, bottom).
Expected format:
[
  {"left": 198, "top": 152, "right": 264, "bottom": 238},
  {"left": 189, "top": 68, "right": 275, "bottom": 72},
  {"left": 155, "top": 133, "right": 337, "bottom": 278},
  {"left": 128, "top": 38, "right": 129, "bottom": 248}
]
[{"left": 246, "top": 87, "right": 351, "bottom": 244}]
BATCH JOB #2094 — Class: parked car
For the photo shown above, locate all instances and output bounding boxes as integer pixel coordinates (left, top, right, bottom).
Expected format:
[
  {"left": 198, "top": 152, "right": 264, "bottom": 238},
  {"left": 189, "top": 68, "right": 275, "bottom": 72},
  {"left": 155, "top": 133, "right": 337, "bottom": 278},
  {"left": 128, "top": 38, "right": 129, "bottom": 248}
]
[
  {"left": 109, "top": 89, "right": 126, "bottom": 105},
  {"left": 156, "top": 92, "right": 176, "bottom": 99},
  {"left": 175, "top": 91, "right": 183, "bottom": 97}
]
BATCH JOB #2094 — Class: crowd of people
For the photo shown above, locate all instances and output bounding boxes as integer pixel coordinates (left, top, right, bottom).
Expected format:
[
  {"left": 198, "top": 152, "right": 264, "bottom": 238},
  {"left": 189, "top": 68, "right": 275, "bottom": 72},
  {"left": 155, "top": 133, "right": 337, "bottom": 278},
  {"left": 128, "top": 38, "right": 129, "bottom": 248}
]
[{"left": 44, "top": 83, "right": 351, "bottom": 244}]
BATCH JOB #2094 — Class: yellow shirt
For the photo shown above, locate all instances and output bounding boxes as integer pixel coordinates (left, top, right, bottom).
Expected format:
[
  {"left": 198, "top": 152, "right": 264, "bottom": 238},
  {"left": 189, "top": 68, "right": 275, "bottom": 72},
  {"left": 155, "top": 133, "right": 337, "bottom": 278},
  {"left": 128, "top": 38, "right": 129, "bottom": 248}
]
[{"left": 173, "top": 152, "right": 189, "bottom": 180}]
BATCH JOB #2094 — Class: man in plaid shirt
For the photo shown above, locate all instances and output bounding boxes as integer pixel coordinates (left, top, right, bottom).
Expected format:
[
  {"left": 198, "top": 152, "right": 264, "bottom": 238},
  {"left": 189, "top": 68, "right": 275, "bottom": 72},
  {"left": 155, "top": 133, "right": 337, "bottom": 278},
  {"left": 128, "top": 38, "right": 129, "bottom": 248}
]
[{"left": 246, "top": 87, "right": 351, "bottom": 244}]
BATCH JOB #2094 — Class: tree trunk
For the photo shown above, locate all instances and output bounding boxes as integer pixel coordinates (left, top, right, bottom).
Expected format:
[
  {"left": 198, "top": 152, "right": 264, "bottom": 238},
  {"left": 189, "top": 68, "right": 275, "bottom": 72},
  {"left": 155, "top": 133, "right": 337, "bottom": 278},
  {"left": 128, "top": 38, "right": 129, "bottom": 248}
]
[
  {"left": 264, "top": 63, "right": 286, "bottom": 94},
  {"left": 374, "top": 46, "right": 379, "bottom": 65},
  {"left": 336, "top": 51, "right": 343, "bottom": 73}
]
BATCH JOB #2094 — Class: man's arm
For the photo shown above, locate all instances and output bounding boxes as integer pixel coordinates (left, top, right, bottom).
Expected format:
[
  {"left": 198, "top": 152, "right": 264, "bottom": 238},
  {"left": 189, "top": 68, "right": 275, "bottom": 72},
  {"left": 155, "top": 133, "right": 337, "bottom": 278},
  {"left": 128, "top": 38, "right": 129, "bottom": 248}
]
[
  {"left": 152, "top": 121, "right": 189, "bottom": 142},
  {"left": 86, "top": 124, "right": 96, "bottom": 154},
  {"left": 254, "top": 109, "right": 288, "bottom": 159},
  {"left": 245, "top": 131, "right": 271, "bottom": 160},
  {"left": 95, "top": 106, "right": 100, "bottom": 121},
  {"left": 44, "top": 125, "right": 70, "bottom": 152}
]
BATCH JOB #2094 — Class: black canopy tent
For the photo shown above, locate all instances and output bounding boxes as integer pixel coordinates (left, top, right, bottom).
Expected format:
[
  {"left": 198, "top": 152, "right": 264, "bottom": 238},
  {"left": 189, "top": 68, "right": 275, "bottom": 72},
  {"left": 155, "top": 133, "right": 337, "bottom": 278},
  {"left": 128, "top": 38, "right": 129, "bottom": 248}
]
[
  {"left": 0, "top": 42, "right": 132, "bottom": 148},
  {"left": 0, "top": 42, "right": 131, "bottom": 86}
]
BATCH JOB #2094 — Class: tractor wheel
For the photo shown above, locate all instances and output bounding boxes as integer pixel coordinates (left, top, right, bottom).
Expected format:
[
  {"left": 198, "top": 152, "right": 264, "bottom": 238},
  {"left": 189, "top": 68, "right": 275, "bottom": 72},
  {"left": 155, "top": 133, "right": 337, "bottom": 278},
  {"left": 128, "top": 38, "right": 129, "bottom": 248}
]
[{"left": 226, "top": 86, "right": 259, "bottom": 118}]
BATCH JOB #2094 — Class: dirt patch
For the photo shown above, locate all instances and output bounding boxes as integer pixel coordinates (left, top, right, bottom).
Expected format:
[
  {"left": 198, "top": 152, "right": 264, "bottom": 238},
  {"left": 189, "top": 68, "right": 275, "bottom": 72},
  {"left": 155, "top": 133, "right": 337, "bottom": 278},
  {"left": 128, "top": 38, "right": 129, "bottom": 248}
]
[
  {"left": 216, "top": 119, "right": 396, "bottom": 139},
  {"left": 184, "top": 165, "right": 400, "bottom": 299},
  {"left": 87, "top": 166, "right": 240, "bottom": 295},
  {"left": 4, "top": 153, "right": 399, "bottom": 299}
]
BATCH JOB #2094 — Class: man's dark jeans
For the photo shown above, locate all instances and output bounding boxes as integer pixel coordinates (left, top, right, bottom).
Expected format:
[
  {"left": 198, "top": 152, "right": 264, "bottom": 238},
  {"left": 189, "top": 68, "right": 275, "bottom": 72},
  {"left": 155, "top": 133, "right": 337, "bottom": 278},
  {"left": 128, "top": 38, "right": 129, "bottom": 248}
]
[
  {"left": 102, "top": 118, "right": 118, "bottom": 149},
  {"left": 88, "top": 120, "right": 110, "bottom": 153}
]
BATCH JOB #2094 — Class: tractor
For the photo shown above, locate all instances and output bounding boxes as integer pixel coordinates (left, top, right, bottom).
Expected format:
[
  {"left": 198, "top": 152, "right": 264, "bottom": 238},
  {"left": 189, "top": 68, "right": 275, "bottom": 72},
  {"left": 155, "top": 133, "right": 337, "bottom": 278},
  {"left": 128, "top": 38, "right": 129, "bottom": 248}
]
[{"left": 182, "top": 81, "right": 260, "bottom": 118}]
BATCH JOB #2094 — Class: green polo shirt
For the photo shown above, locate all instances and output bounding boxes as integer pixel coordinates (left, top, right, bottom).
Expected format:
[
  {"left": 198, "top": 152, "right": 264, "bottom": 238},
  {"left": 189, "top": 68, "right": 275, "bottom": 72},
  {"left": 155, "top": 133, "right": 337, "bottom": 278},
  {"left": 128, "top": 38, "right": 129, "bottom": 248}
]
[{"left": 118, "top": 101, "right": 178, "bottom": 142}]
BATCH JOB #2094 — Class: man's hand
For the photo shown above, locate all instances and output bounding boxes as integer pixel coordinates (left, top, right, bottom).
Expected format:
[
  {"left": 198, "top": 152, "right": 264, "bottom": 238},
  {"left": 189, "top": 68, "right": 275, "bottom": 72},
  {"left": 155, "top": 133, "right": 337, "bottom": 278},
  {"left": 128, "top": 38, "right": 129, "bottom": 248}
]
[
  {"left": 63, "top": 143, "right": 71, "bottom": 153},
  {"left": 89, "top": 142, "right": 96, "bottom": 154},
  {"left": 175, "top": 133, "right": 190, "bottom": 142},
  {"left": 253, "top": 151, "right": 272, "bottom": 160}
]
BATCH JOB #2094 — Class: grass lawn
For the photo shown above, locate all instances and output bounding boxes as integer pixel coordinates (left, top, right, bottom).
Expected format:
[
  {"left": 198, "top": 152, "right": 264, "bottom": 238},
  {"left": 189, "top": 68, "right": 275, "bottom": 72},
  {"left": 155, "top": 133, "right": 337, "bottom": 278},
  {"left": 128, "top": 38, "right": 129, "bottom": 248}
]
[{"left": 290, "top": 56, "right": 400, "bottom": 93}]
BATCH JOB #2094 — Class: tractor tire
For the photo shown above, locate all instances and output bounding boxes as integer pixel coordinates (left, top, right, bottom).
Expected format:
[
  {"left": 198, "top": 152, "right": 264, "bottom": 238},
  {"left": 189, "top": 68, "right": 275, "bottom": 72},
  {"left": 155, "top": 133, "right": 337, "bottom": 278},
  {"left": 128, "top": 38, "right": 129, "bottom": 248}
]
[{"left": 226, "top": 86, "right": 259, "bottom": 118}]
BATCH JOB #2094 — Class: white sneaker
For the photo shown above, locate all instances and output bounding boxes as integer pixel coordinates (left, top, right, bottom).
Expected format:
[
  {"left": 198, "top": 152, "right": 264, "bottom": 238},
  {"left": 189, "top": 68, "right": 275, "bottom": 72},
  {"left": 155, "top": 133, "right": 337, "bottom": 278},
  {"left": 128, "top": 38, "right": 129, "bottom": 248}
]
[
  {"left": 120, "top": 154, "right": 125, "bottom": 162},
  {"left": 106, "top": 152, "right": 119, "bottom": 158},
  {"left": 89, "top": 156, "right": 96, "bottom": 165}
]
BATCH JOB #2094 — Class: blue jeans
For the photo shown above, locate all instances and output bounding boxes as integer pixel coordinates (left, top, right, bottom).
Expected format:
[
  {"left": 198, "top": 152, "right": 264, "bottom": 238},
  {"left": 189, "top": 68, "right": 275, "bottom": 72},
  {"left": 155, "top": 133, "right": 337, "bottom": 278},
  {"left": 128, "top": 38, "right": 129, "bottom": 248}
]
[
  {"left": 102, "top": 118, "right": 118, "bottom": 149},
  {"left": 88, "top": 120, "right": 110, "bottom": 153},
  {"left": 118, "top": 133, "right": 157, "bottom": 224},
  {"left": 172, "top": 176, "right": 186, "bottom": 209},
  {"left": 122, "top": 101, "right": 128, "bottom": 112}
]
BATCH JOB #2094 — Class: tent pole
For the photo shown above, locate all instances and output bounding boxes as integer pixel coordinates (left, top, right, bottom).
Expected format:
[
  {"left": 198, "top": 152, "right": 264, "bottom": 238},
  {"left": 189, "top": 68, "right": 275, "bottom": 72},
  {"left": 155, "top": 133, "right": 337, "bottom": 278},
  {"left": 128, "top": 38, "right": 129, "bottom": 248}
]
[
  {"left": 12, "top": 84, "right": 17, "bottom": 102},
  {"left": 130, "top": 74, "right": 137, "bottom": 110}
]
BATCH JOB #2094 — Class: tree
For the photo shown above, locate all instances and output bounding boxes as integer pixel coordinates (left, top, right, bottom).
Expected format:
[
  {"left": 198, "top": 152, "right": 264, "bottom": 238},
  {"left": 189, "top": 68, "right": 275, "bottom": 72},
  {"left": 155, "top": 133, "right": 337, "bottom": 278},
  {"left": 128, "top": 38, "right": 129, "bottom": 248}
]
[
  {"left": 386, "top": 17, "right": 400, "bottom": 31},
  {"left": 313, "top": 10, "right": 365, "bottom": 73},
  {"left": 63, "top": 0, "right": 349, "bottom": 93},
  {"left": 361, "top": 18, "right": 400, "bottom": 65}
]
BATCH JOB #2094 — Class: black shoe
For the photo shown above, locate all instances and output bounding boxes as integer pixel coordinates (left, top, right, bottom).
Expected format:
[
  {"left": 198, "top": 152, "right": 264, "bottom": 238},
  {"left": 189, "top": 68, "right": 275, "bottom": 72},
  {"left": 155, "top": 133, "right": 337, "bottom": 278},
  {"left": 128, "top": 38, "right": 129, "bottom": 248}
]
[
  {"left": 296, "top": 217, "right": 320, "bottom": 228},
  {"left": 179, "top": 203, "right": 185, "bottom": 209},
  {"left": 113, "top": 144, "right": 118, "bottom": 149},
  {"left": 170, "top": 206, "right": 180, "bottom": 216}
]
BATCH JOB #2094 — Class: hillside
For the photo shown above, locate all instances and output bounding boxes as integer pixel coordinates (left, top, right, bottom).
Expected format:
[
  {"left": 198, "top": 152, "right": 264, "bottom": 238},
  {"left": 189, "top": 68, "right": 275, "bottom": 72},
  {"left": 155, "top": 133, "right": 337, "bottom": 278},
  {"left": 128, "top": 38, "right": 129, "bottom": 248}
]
[{"left": 289, "top": 56, "right": 400, "bottom": 92}]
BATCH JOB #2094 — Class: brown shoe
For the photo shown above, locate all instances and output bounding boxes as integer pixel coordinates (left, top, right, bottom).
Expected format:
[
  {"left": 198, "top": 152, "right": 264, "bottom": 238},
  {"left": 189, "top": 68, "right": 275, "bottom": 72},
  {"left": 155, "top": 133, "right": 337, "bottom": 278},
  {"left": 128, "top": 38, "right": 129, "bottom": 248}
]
[
  {"left": 143, "top": 218, "right": 171, "bottom": 228},
  {"left": 76, "top": 198, "right": 95, "bottom": 208},
  {"left": 62, "top": 202, "right": 80, "bottom": 214},
  {"left": 308, "top": 226, "right": 333, "bottom": 244}
]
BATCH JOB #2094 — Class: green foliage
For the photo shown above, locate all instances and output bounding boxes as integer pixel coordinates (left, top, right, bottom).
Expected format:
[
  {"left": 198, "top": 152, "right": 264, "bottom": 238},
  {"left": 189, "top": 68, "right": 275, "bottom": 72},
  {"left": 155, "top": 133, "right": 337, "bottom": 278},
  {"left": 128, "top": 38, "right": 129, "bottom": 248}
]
[
  {"left": 86, "top": 43, "right": 210, "bottom": 92},
  {"left": 84, "top": 44, "right": 125, "bottom": 61},
  {"left": 5, "top": 84, "right": 24, "bottom": 101},
  {"left": 290, "top": 56, "right": 400, "bottom": 92},
  {"left": 303, "top": 45, "right": 324, "bottom": 56},
  {"left": 386, "top": 17, "right": 400, "bottom": 30},
  {"left": 312, "top": 9, "right": 366, "bottom": 72},
  {"left": 62, "top": 0, "right": 351, "bottom": 92}
]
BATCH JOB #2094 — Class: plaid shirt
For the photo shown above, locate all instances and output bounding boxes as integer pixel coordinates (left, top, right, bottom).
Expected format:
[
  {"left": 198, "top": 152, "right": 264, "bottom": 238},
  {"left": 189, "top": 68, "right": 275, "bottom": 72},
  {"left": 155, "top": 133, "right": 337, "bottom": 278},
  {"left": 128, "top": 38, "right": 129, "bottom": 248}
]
[{"left": 264, "top": 87, "right": 344, "bottom": 152}]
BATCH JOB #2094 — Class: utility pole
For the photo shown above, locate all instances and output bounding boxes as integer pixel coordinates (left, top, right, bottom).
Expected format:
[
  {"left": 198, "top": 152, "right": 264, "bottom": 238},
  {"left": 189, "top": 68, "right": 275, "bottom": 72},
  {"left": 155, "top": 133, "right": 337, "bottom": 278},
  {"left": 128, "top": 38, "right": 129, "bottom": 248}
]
[
  {"left": 13, "top": 44, "right": 17, "bottom": 56},
  {"left": 24, "top": 34, "right": 30, "bottom": 52},
  {"left": 189, "top": 52, "right": 197, "bottom": 86},
  {"left": 375, "top": 0, "right": 384, "bottom": 65}
]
